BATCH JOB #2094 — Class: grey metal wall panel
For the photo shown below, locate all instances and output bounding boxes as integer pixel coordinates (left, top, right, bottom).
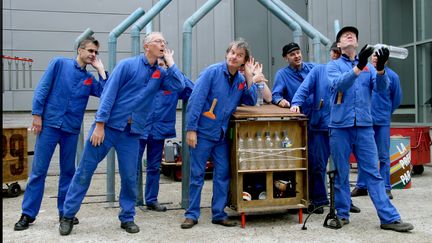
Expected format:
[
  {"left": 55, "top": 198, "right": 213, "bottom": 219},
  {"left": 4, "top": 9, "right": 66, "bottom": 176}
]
[
  {"left": 196, "top": 0, "right": 216, "bottom": 78},
  {"left": 9, "top": 0, "right": 150, "bottom": 15}
]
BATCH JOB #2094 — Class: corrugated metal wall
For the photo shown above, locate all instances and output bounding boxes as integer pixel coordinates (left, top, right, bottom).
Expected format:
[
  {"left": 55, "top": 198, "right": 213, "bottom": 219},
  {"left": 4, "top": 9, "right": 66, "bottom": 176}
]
[
  {"left": 3, "top": 0, "right": 381, "bottom": 111},
  {"left": 2, "top": 0, "right": 234, "bottom": 111}
]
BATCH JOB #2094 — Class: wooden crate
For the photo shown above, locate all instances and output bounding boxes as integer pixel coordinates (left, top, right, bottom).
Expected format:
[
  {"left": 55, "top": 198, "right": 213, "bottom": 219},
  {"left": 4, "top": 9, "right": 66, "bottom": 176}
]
[
  {"left": 3, "top": 127, "right": 29, "bottom": 183},
  {"left": 228, "top": 104, "right": 309, "bottom": 228}
]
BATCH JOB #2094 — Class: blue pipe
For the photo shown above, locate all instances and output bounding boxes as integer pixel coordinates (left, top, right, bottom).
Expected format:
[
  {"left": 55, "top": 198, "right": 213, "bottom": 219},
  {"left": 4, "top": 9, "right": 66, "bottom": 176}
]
[
  {"left": 271, "top": 0, "right": 331, "bottom": 62},
  {"left": 257, "top": 0, "right": 302, "bottom": 47},
  {"left": 106, "top": 7, "right": 145, "bottom": 204},
  {"left": 131, "top": 0, "right": 172, "bottom": 56},
  {"left": 181, "top": 0, "right": 222, "bottom": 209},
  {"left": 73, "top": 28, "right": 94, "bottom": 166}
]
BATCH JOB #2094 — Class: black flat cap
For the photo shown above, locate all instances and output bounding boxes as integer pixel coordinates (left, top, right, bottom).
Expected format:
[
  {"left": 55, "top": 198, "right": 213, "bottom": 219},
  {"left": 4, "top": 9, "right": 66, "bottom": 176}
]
[
  {"left": 282, "top": 42, "right": 300, "bottom": 57},
  {"left": 336, "top": 26, "right": 358, "bottom": 42}
]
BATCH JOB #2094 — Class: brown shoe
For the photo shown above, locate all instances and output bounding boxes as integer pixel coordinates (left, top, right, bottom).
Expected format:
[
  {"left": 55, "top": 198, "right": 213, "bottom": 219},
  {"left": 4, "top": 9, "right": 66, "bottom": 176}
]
[
  {"left": 181, "top": 218, "right": 197, "bottom": 229},
  {"left": 211, "top": 219, "right": 237, "bottom": 227}
]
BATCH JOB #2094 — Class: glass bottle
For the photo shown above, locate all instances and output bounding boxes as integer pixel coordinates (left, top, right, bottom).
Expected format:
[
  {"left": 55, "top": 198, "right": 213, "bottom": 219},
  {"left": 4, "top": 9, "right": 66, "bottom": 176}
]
[
  {"left": 238, "top": 136, "right": 247, "bottom": 170},
  {"left": 264, "top": 131, "right": 275, "bottom": 169},
  {"left": 274, "top": 131, "right": 281, "bottom": 168},
  {"left": 256, "top": 83, "right": 264, "bottom": 106},
  {"left": 367, "top": 44, "right": 408, "bottom": 59},
  {"left": 255, "top": 131, "right": 264, "bottom": 169},
  {"left": 281, "top": 130, "right": 293, "bottom": 168},
  {"left": 246, "top": 132, "right": 256, "bottom": 170}
]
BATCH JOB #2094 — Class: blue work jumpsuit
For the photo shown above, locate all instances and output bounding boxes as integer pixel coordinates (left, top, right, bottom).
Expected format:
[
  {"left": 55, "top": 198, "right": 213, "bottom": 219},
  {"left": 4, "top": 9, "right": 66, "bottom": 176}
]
[
  {"left": 138, "top": 77, "right": 194, "bottom": 206},
  {"left": 291, "top": 64, "right": 331, "bottom": 207},
  {"left": 62, "top": 55, "right": 185, "bottom": 223},
  {"left": 272, "top": 62, "right": 316, "bottom": 116},
  {"left": 327, "top": 55, "right": 401, "bottom": 224},
  {"left": 184, "top": 62, "right": 257, "bottom": 221},
  {"left": 23, "top": 57, "right": 107, "bottom": 219},
  {"left": 356, "top": 66, "right": 402, "bottom": 191}
]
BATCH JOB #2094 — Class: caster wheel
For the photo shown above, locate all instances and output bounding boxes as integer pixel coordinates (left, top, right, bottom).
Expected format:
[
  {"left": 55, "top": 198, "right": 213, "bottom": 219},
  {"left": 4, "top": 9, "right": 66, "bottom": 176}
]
[{"left": 8, "top": 182, "right": 21, "bottom": 197}]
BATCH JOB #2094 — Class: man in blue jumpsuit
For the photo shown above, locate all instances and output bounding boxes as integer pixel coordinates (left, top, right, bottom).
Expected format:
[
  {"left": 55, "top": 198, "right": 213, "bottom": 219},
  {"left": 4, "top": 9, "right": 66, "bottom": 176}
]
[
  {"left": 351, "top": 53, "right": 402, "bottom": 199},
  {"left": 14, "top": 37, "right": 108, "bottom": 231},
  {"left": 291, "top": 43, "right": 361, "bottom": 215},
  {"left": 272, "top": 42, "right": 316, "bottom": 113},
  {"left": 137, "top": 58, "right": 194, "bottom": 212},
  {"left": 327, "top": 26, "right": 412, "bottom": 232},
  {"left": 291, "top": 43, "right": 335, "bottom": 213},
  {"left": 181, "top": 39, "right": 257, "bottom": 229},
  {"left": 59, "top": 32, "right": 185, "bottom": 235}
]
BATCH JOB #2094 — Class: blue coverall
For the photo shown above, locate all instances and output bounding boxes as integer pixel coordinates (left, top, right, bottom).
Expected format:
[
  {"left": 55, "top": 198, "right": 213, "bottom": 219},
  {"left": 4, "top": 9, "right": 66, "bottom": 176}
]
[
  {"left": 327, "top": 55, "right": 401, "bottom": 224},
  {"left": 184, "top": 62, "right": 257, "bottom": 221},
  {"left": 62, "top": 55, "right": 185, "bottom": 223},
  {"left": 23, "top": 57, "right": 107, "bottom": 219},
  {"left": 137, "top": 77, "right": 194, "bottom": 206},
  {"left": 271, "top": 62, "right": 316, "bottom": 116},
  {"left": 356, "top": 66, "right": 402, "bottom": 191},
  {"left": 291, "top": 64, "right": 331, "bottom": 207}
]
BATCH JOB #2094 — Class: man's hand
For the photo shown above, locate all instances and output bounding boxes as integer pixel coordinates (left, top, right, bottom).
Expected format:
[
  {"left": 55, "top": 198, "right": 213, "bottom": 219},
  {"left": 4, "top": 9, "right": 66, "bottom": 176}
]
[
  {"left": 163, "top": 49, "right": 175, "bottom": 68},
  {"left": 186, "top": 131, "right": 197, "bottom": 148},
  {"left": 356, "top": 44, "right": 374, "bottom": 70},
  {"left": 91, "top": 58, "right": 107, "bottom": 79},
  {"left": 375, "top": 47, "right": 389, "bottom": 72},
  {"left": 252, "top": 62, "right": 268, "bottom": 83},
  {"left": 277, "top": 99, "right": 290, "bottom": 108},
  {"left": 31, "top": 115, "right": 42, "bottom": 135},
  {"left": 290, "top": 105, "right": 300, "bottom": 113},
  {"left": 90, "top": 122, "right": 105, "bottom": 147}
]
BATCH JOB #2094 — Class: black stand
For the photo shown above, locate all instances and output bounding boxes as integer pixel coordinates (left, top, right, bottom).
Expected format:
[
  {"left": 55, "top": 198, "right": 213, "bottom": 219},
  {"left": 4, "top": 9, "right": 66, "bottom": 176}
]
[{"left": 323, "top": 170, "right": 342, "bottom": 229}]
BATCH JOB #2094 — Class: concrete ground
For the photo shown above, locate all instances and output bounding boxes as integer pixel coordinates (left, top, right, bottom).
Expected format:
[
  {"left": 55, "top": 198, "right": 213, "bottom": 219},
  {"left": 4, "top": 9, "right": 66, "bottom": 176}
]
[{"left": 3, "top": 111, "right": 432, "bottom": 242}]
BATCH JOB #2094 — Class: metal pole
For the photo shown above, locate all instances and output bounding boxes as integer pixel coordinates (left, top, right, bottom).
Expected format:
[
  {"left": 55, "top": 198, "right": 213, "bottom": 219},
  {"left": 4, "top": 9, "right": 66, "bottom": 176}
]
[
  {"left": 181, "top": 0, "right": 223, "bottom": 209},
  {"left": 106, "top": 8, "right": 145, "bottom": 205},
  {"left": 257, "top": 0, "right": 302, "bottom": 46},
  {"left": 131, "top": 0, "right": 172, "bottom": 56},
  {"left": 73, "top": 28, "right": 94, "bottom": 167}
]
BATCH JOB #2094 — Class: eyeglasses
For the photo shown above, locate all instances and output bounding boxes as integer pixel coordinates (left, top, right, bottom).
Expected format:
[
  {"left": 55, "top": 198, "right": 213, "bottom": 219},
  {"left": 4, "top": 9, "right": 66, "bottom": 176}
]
[
  {"left": 85, "top": 49, "right": 99, "bottom": 55},
  {"left": 151, "top": 39, "right": 168, "bottom": 45}
]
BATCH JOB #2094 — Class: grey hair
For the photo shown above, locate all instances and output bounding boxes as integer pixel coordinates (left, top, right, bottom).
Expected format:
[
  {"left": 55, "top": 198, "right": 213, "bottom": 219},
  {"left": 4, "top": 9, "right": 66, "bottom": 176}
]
[
  {"left": 225, "top": 38, "right": 251, "bottom": 62},
  {"left": 143, "top": 31, "right": 164, "bottom": 44}
]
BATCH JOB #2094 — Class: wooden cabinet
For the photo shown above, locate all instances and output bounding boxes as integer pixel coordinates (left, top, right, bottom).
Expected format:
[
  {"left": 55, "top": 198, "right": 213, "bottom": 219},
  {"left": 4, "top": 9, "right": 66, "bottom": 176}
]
[{"left": 228, "top": 105, "right": 308, "bottom": 228}]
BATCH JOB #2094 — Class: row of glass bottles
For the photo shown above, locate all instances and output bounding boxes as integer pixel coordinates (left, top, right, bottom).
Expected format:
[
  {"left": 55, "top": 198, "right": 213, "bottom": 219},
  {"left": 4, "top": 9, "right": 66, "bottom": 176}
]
[{"left": 238, "top": 130, "right": 295, "bottom": 170}]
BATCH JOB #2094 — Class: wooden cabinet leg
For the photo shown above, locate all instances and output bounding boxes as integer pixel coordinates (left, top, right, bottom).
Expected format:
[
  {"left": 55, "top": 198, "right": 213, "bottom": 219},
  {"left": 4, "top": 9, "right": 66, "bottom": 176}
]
[
  {"left": 241, "top": 212, "right": 246, "bottom": 228},
  {"left": 298, "top": 208, "right": 303, "bottom": 224}
]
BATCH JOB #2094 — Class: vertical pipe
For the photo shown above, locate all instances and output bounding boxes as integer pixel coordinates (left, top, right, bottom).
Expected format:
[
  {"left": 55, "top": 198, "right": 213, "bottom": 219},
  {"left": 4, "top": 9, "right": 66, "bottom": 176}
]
[
  {"left": 8, "top": 60, "right": 12, "bottom": 91},
  {"left": 74, "top": 28, "right": 94, "bottom": 167},
  {"left": 131, "top": 0, "right": 172, "bottom": 56},
  {"left": 257, "top": 0, "right": 303, "bottom": 46},
  {"left": 29, "top": 62, "right": 33, "bottom": 88},
  {"left": 106, "top": 8, "right": 145, "bottom": 205},
  {"left": 22, "top": 62, "right": 26, "bottom": 88},
  {"left": 181, "top": 0, "right": 222, "bottom": 209},
  {"left": 15, "top": 60, "right": 19, "bottom": 89}
]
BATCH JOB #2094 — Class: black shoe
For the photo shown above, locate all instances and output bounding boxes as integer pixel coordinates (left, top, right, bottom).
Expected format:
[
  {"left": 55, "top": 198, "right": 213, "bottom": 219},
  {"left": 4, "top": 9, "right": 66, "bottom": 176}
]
[
  {"left": 211, "top": 219, "right": 237, "bottom": 227},
  {"left": 59, "top": 216, "right": 79, "bottom": 225},
  {"left": 386, "top": 190, "right": 394, "bottom": 200},
  {"left": 120, "top": 221, "right": 140, "bottom": 233},
  {"left": 14, "top": 214, "right": 35, "bottom": 231},
  {"left": 181, "top": 218, "right": 198, "bottom": 229},
  {"left": 351, "top": 187, "right": 368, "bottom": 197},
  {"left": 146, "top": 202, "right": 167, "bottom": 212},
  {"left": 307, "top": 204, "right": 324, "bottom": 214},
  {"left": 350, "top": 203, "right": 361, "bottom": 213},
  {"left": 381, "top": 220, "right": 414, "bottom": 232},
  {"left": 59, "top": 217, "right": 74, "bottom": 236},
  {"left": 328, "top": 217, "right": 349, "bottom": 228}
]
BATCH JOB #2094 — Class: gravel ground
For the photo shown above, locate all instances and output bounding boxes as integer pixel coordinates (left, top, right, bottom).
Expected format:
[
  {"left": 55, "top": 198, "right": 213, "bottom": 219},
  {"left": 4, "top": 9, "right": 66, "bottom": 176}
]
[{"left": 3, "top": 111, "right": 432, "bottom": 242}]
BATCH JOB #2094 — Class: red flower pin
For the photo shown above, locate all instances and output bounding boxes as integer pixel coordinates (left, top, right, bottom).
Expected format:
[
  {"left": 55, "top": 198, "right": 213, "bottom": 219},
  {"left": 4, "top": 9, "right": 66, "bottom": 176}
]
[
  {"left": 152, "top": 69, "right": 161, "bottom": 79},
  {"left": 163, "top": 90, "right": 172, "bottom": 95},
  {"left": 83, "top": 77, "right": 93, "bottom": 85},
  {"left": 238, "top": 81, "right": 246, "bottom": 90}
]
